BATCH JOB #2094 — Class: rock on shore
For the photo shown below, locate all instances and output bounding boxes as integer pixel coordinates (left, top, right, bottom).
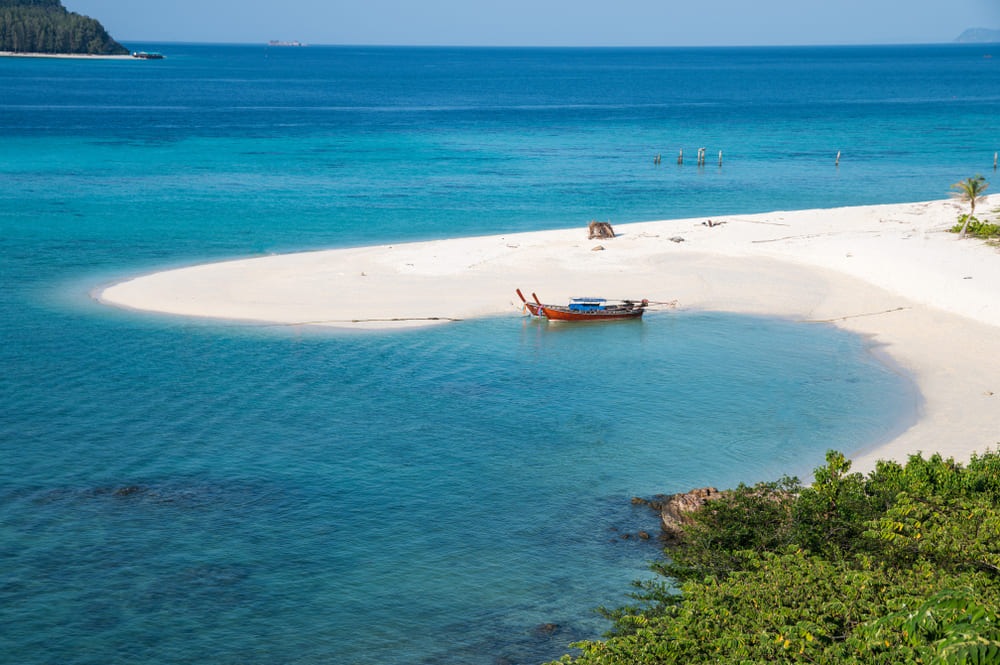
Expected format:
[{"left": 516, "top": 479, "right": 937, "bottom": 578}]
[{"left": 633, "top": 487, "right": 725, "bottom": 545}]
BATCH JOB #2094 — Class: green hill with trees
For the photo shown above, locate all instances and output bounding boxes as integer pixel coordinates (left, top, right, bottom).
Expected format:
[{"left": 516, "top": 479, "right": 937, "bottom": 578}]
[
  {"left": 554, "top": 450, "right": 1000, "bottom": 664},
  {"left": 0, "top": 0, "right": 128, "bottom": 55}
]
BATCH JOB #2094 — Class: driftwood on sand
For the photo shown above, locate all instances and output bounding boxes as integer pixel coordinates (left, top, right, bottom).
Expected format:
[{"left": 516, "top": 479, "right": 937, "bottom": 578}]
[{"left": 588, "top": 221, "right": 615, "bottom": 239}]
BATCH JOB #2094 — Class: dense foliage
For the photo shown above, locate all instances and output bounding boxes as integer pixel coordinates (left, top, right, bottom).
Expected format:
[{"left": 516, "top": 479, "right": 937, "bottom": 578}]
[
  {"left": 0, "top": 0, "right": 127, "bottom": 54},
  {"left": 555, "top": 450, "right": 1000, "bottom": 664}
]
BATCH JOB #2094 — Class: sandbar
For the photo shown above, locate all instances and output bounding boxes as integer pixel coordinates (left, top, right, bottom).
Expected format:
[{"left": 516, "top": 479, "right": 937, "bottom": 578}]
[{"left": 98, "top": 197, "right": 1000, "bottom": 472}]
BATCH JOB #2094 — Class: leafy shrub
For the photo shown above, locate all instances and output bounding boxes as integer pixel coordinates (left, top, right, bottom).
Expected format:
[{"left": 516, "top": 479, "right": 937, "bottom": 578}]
[
  {"left": 553, "top": 450, "right": 1000, "bottom": 665},
  {"left": 949, "top": 215, "right": 1000, "bottom": 238}
]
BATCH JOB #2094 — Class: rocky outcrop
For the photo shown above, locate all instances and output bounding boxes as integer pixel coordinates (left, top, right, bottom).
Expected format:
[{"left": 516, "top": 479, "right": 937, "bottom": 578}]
[{"left": 633, "top": 487, "right": 725, "bottom": 546}]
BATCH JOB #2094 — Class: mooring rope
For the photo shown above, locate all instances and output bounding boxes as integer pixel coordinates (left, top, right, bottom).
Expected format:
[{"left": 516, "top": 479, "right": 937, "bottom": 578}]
[
  {"left": 269, "top": 317, "right": 464, "bottom": 326},
  {"left": 801, "top": 306, "right": 908, "bottom": 323}
]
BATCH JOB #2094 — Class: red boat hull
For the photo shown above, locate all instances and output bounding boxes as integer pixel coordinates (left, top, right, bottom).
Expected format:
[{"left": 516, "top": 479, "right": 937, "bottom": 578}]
[
  {"left": 537, "top": 305, "right": 644, "bottom": 321},
  {"left": 523, "top": 302, "right": 543, "bottom": 316}
]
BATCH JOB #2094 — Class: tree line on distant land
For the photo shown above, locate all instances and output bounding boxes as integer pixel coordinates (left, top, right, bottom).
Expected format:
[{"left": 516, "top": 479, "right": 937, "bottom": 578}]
[
  {"left": 553, "top": 450, "right": 1000, "bottom": 664},
  {"left": 0, "top": 0, "right": 127, "bottom": 55}
]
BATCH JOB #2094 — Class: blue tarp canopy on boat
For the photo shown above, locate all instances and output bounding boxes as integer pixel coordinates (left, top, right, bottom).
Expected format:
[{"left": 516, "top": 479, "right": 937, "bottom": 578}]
[{"left": 569, "top": 298, "right": 607, "bottom": 311}]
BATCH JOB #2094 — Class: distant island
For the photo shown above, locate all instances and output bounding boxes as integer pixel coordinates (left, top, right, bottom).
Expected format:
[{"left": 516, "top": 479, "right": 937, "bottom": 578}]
[
  {"left": 955, "top": 27, "right": 1000, "bottom": 43},
  {"left": 0, "top": 0, "right": 128, "bottom": 55}
]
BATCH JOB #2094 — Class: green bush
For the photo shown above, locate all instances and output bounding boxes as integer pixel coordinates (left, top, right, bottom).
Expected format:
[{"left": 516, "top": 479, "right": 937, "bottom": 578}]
[
  {"left": 553, "top": 450, "right": 1000, "bottom": 665},
  {"left": 949, "top": 215, "right": 1000, "bottom": 238}
]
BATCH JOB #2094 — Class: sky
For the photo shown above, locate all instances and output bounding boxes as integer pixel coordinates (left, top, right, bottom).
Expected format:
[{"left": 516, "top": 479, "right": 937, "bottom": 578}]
[{"left": 64, "top": 0, "right": 1000, "bottom": 47}]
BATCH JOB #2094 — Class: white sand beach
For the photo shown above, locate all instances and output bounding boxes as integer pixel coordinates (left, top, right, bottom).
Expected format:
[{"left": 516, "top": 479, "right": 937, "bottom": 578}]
[
  {"left": 98, "top": 197, "right": 1000, "bottom": 472},
  {"left": 0, "top": 51, "right": 135, "bottom": 59}
]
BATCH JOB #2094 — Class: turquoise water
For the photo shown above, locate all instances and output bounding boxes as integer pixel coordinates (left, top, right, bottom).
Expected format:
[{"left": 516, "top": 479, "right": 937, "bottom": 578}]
[{"left": 2, "top": 43, "right": 993, "bottom": 664}]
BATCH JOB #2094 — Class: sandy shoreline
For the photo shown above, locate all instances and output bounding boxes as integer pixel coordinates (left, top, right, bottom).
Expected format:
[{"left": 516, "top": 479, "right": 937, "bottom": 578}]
[
  {"left": 98, "top": 197, "right": 1000, "bottom": 472},
  {"left": 0, "top": 51, "right": 135, "bottom": 60}
]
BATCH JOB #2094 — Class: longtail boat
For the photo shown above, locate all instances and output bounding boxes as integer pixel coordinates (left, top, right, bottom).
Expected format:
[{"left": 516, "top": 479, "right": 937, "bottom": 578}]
[{"left": 517, "top": 289, "right": 647, "bottom": 321}]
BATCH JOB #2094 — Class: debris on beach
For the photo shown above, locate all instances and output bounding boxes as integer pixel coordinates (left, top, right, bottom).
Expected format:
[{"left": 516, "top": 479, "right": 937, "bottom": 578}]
[{"left": 588, "top": 220, "right": 615, "bottom": 239}]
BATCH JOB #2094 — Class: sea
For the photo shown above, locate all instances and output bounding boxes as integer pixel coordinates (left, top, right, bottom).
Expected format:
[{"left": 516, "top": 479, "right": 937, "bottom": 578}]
[{"left": 1, "top": 43, "right": 997, "bottom": 665}]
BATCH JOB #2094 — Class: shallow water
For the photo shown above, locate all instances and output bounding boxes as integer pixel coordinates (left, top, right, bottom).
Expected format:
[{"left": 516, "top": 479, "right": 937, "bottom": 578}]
[{"left": 0, "top": 310, "right": 914, "bottom": 664}]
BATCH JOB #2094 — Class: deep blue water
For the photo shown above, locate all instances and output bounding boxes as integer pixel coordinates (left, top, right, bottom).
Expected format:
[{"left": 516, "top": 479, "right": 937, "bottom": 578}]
[{"left": 1, "top": 43, "right": 993, "bottom": 664}]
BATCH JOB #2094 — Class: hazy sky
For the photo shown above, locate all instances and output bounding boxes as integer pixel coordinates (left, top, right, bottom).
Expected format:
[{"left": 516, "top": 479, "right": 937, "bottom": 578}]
[{"left": 65, "top": 0, "right": 1000, "bottom": 47}]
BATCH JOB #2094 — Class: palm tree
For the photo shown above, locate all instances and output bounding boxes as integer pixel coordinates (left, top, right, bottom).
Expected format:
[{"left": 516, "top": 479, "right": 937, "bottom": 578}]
[{"left": 950, "top": 175, "right": 990, "bottom": 238}]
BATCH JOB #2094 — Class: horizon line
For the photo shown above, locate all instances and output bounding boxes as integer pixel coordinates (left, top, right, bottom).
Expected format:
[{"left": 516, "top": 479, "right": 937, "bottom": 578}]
[{"left": 112, "top": 39, "right": 995, "bottom": 49}]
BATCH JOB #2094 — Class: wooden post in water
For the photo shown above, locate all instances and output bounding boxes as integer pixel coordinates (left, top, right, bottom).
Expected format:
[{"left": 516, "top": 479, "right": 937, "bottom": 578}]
[
  {"left": 994, "top": 152, "right": 997, "bottom": 171},
  {"left": 718, "top": 150, "right": 723, "bottom": 167},
  {"left": 678, "top": 149, "right": 683, "bottom": 165},
  {"left": 836, "top": 150, "right": 841, "bottom": 167},
  {"left": 697, "top": 147, "right": 706, "bottom": 166}
]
